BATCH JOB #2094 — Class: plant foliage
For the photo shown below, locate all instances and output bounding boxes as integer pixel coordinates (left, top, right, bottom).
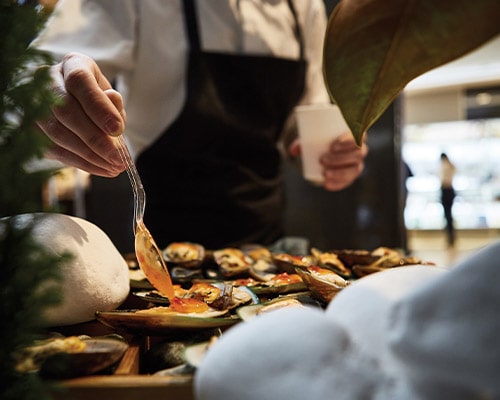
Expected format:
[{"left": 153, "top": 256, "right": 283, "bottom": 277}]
[
  {"left": 1, "top": 0, "right": 59, "bottom": 216},
  {"left": 323, "top": 0, "right": 500, "bottom": 144},
  {"left": 0, "top": 1, "right": 69, "bottom": 399}
]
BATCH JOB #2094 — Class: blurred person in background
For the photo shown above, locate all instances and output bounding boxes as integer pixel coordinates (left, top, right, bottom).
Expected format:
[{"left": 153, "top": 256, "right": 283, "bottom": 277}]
[
  {"left": 33, "top": 0, "right": 367, "bottom": 249},
  {"left": 440, "top": 152, "right": 456, "bottom": 247}
]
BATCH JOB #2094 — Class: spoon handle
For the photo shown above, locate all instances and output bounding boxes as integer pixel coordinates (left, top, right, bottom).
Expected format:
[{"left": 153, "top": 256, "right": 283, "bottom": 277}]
[{"left": 116, "top": 135, "right": 145, "bottom": 233}]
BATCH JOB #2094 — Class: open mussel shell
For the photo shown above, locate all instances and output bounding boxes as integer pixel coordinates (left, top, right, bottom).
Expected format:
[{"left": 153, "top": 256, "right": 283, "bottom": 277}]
[
  {"left": 248, "top": 258, "right": 279, "bottom": 281},
  {"left": 230, "top": 272, "right": 307, "bottom": 296},
  {"left": 370, "top": 247, "right": 434, "bottom": 268},
  {"left": 333, "top": 249, "right": 380, "bottom": 268},
  {"left": 195, "top": 281, "right": 257, "bottom": 309},
  {"left": 237, "top": 299, "right": 304, "bottom": 321},
  {"left": 272, "top": 253, "right": 315, "bottom": 274},
  {"left": 351, "top": 264, "right": 387, "bottom": 278},
  {"left": 368, "top": 247, "right": 408, "bottom": 268},
  {"left": 239, "top": 244, "right": 281, "bottom": 282},
  {"left": 228, "top": 285, "right": 258, "bottom": 308},
  {"left": 163, "top": 242, "right": 206, "bottom": 269},
  {"left": 96, "top": 309, "right": 239, "bottom": 334},
  {"left": 351, "top": 254, "right": 435, "bottom": 278},
  {"left": 134, "top": 290, "right": 172, "bottom": 304},
  {"left": 245, "top": 280, "right": 306, "bottom": 296},
  {"left": 310, "top": 248, "right": 353, "bottom": 278},
  {"left": 37, "top": 336, "right": 128, "bottom": 379},
  {"left": 236, "top": 291, "right": 318, "bottom": 321},
  {"left": 213, "top": 248, "right": 253, "bottom": 277},
  {"left": 295, "top": 266, "right": 350, "bottom": 304},
  {"left": 170, "top": 265, "right": 204, "bottom": 284},
  {"left": 134, "top": 281, "right": 256, "bottom": 311},
  {"left": 240, "top": 244, "right": 273, "bottom": 263}
]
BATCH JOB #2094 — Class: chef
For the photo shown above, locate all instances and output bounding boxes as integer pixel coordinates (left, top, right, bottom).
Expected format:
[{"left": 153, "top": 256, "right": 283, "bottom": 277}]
[{"left": 34, "top": 0, "right": 368, "bottom": 248}]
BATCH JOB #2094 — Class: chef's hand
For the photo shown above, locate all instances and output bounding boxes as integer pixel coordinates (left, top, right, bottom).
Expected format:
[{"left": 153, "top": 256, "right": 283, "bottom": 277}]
[
  {"left": 36, "top": 52, "right": 126, "bottom": 177},
  {"left": 288, "top": 132, "right": 368, "bottom": 191}
]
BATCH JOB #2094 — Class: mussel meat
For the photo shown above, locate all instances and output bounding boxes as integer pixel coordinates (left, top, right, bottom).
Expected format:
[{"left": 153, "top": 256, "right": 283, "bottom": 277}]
[{"left": 163, "top": 242, "right": 206, "bottom": 269}]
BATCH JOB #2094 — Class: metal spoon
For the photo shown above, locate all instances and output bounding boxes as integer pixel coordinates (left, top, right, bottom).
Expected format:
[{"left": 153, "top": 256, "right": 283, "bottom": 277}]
[{"left": 116, "top": 135, "right": 175, "bottom": 299}]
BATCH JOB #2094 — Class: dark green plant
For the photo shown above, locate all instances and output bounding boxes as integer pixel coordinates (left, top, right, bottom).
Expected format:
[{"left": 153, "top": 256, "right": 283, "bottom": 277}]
[
  {"left": 1, "top": 1, "right": 69, "bottom": 399},
  {"left": 1, "top": 0, "right": 59, "bottom": 216}
]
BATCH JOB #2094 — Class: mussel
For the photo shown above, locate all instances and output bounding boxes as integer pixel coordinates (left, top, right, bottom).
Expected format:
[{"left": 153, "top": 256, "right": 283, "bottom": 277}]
[
  {"left": 272, "top": 253, "right": 315, "bottom": 274},
  {"left": 311, "top": 248, "right": 353, "bottom": 278},
  {"left": 296, "top": 265, "right": 350, "bottom": 303},
  {"left": 163, "top": 242, "right": 206, "bottom": 269},
  {"left": 213, "top": 248, "right": 253, "bottom": 277}
]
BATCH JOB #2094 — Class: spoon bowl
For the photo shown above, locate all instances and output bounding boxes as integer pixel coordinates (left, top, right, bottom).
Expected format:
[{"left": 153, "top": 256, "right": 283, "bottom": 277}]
[{"left": 135, "top": 221, "right": 175, "bottom": 298}]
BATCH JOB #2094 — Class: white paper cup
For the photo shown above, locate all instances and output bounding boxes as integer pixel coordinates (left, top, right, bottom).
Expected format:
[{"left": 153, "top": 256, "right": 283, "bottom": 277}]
[{"left": 294, "top": 104, "right": 350, "bottom": 184}]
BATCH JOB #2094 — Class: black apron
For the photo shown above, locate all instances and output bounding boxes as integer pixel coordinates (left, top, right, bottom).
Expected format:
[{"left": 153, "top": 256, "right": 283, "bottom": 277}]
[{"left": 136, "top": 0, "right": 306, "bottom": 249}]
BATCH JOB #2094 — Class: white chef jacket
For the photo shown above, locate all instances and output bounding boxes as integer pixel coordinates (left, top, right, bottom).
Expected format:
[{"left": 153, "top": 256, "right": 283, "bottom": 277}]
[{"left": 34, "top": 0, "right": 331, "bottom": 157}]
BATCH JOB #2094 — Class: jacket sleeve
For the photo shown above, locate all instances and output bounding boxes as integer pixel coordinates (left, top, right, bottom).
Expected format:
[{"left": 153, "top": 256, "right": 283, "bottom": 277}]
[{"left": 32, "top": 0, "right": 137, "bottom": 81}]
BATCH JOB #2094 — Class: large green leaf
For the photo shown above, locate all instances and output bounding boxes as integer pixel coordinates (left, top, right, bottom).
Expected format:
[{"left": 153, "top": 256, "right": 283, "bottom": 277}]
[{"left": 323, "top": 0, "right": 500, "bottom": 145}]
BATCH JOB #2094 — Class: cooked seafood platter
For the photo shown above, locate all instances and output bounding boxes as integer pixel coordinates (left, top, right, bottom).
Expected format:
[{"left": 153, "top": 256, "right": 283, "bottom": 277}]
[
  {"left": 16, "top": 241, "right": 433, "bottom": 395},
  {"left": 120, "top": 242, "right": 434, "bottom": 332}
]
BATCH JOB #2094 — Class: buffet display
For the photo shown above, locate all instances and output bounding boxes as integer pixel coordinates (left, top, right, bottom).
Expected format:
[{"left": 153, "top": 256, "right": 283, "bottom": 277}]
[{"left": 14, "top": 238, "right": 434, "bottom": 400}]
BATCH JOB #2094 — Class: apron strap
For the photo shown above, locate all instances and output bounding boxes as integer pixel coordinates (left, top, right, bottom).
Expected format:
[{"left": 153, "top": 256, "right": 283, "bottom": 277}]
[
  {"left": 287, "top": 0, "right": 305, "bottom": 60},
  {"left": 183, "top": 0, "right": 201, "bottom": 51},
  {"left": 182, "top": 0, "right": 304, "bottom": 58}
]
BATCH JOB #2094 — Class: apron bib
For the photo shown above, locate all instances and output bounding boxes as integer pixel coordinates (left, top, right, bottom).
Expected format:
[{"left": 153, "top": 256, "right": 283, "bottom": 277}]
[{"left": 136, "top": 0, "right": 306, "bottom": 248}]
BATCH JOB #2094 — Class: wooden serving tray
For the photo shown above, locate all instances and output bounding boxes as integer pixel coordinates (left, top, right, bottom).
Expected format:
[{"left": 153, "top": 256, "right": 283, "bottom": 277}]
[
  {"left": 53, "top": 374, "right": 194, "bottom": 400},
  {"left": 49, "top": 317, "right": 195, "bottom": 400}
]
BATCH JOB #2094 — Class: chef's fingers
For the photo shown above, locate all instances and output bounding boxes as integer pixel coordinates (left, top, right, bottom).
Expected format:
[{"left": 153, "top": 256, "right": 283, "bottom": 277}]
[
  {"left": 320, "top": 132, "right": 368, "bottom": 191},
  {"left": 322, "top": 162, "right": 365, "bottom": 191},
  {"left": 60, "top": 53, "right": 125, "bottom": 137},
  {"left": 36, "top": 122, "right": 124, "bottom": 177},
  {"left": 45, "top": 144, "right": 123, "bottom": 178},
  {"left": 104, "top": 88, "right": 127, "bottom": 123},
  {"left": 36, "top": 54, "right": 126, "bottom": 173},
  {"left": 328, "top": 131, "right": 367, "bottom": 153},
  {"left": 321, "top": 132, "right": 368, "bottom": 166},
  {"left": 36, "top": 100, "right": 125, "bottom": 173}
]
